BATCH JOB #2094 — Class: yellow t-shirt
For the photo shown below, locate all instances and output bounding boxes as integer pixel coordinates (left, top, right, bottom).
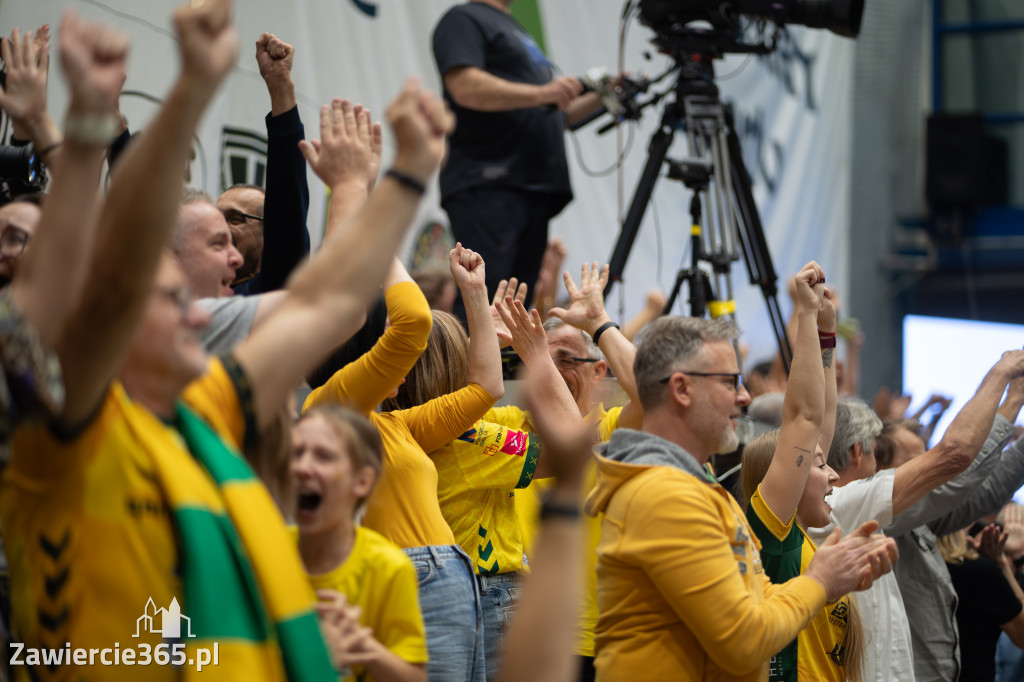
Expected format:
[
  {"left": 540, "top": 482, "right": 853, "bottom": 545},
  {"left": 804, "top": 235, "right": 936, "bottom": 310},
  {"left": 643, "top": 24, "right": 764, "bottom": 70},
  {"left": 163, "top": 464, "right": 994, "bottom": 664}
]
[
  {"left": 433, "top": 420, "right": 539, "bottom": 575},
  {"left": 486, "top": 404, "right": 622, "bottom": 657},
  {"left": 294, "top": 526, "right": 428, "bottom": 681},
  {"left": 1, "top": 359, "right": 266, "bottom": 682},
  {"left": 361, "top": 383, "right": 497, "bottom": 549}
]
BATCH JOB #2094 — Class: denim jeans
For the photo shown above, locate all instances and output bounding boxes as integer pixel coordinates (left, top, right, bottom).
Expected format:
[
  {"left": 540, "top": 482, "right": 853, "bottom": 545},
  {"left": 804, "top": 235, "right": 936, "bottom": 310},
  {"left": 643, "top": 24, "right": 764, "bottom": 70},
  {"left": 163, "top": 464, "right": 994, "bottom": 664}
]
[
  {"left": 404, "top": 545, "right": 485, "bottom": 682},
  {"left": 477, "top": 572, "right": 522, "bottom": 682}
]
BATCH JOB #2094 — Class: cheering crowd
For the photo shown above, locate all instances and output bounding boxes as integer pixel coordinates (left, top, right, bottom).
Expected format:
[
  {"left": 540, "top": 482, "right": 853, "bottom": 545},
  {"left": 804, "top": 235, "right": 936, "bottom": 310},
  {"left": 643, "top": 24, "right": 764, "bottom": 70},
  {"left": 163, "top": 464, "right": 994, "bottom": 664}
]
[{"left": 0, "top": 1, "right": 1023, "bottom": 681}]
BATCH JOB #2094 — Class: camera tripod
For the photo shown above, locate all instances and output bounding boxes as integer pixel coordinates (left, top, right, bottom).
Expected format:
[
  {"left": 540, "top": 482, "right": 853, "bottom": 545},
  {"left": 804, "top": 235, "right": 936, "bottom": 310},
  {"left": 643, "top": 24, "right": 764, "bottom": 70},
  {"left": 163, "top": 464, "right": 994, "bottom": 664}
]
[{"left": 603, "top": 54, "right": 792, "bottom": 370}]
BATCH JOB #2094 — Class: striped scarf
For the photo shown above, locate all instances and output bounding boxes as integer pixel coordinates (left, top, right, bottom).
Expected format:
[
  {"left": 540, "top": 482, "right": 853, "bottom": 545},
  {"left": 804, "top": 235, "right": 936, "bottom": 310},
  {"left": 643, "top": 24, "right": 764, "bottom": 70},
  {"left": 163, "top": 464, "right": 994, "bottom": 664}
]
[{"left": 144, "top": 401, "right": 335, "bottom": 681}]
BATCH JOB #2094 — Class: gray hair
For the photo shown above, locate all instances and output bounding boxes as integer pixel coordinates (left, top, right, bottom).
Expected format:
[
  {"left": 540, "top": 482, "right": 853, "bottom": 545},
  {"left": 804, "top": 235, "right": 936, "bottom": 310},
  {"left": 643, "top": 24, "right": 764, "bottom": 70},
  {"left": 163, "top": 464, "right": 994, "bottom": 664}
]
[
  {"left": 170, "top": 186, "right": 215, "bottom": 253},
  {"left": 542, "top": 317, "right": 601, "bottom": 360},
  {"left": 828, "top": 397, "right": 883, "bottom": 473},
  {"left": 633, "top": 316, "right": 739, "bottom": 411}
]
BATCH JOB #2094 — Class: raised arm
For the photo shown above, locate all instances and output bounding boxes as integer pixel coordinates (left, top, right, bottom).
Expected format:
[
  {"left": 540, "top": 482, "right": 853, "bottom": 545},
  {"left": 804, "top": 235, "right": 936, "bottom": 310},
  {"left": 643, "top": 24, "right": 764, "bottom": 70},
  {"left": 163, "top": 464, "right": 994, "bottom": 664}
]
[
  {"left": 0, "top": 26, "right": 63, "bottom": 169},
  {"left": 498, "top": 375, "right": 590, "bottom": 682},
  {"left": 55, "top": 0, "right": 237, "bottom": 426},
  {"left": 756, "top": 262, "right": 826, "bottom": 522},
  {"left": 496, "top": 296, "right": 577, "bottom": 479},
  {"left": 5, "top": 16, "right": 122, "bottom": 346},
  {"left": 246, "top": 32, "right": 309, "bottom": 293},
  {"left": 303, "top": 257, "right": 432, "bottom": 415},
  {"left": 320, "top": 102, "right": 378, "bottom": 242},
  {"left": 452, "top": 243, "right": 504, "bottom": 401},
  {"left": 235, "top": 80, "right": 453, "bottom": 431},
  {"left": 549, "top": 262, "right": 641, "bottom": 427},
  {"left": 817, "top": 287, "right": 838, "bottom": 454},
  {"left": 891, "top": 350, "right": 1024, "bottom": 516}
]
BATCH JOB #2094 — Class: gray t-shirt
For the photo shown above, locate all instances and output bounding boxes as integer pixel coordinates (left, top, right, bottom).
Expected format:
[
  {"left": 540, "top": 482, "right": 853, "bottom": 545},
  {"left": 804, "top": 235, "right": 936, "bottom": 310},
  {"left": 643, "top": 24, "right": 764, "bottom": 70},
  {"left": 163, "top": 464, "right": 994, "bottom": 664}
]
[{"left": 197, "top": 295, "right": 262, "bottom": 355}]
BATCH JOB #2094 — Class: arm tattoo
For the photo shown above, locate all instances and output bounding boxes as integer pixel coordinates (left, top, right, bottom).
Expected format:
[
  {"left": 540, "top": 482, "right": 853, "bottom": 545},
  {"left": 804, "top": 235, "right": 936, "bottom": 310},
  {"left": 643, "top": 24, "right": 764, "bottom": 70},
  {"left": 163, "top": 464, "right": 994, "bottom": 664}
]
[
  {"left": 823, "top": 348, "right": 834, "bottom": 369},
  {"left": 794, "top": 445, "right": 811, "bottom": 467}
]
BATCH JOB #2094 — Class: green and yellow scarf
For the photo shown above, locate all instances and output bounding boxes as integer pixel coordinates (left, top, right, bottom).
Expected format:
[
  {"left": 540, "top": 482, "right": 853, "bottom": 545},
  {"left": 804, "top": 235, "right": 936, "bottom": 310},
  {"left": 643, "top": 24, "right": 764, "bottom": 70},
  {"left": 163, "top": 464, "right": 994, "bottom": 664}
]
[{"left": 144, "top": 402, "right": 335, "bottom": 681}]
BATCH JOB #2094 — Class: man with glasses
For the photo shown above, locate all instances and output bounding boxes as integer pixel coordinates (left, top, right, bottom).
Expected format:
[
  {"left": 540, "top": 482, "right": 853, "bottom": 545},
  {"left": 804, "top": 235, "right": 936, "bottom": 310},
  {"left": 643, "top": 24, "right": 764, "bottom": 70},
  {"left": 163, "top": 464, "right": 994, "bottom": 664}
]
[
  {"left": 586, "top": 315, "right": 900, "bottom": 681},
  {"left": 217, "top": 32, "right": 312, "bottom": 296},
  {"left": 0, "top": 197, "right": 41, "bottom": 289},
  {"left": 216, "top": 183, "right": 267, "bottom": 287}
]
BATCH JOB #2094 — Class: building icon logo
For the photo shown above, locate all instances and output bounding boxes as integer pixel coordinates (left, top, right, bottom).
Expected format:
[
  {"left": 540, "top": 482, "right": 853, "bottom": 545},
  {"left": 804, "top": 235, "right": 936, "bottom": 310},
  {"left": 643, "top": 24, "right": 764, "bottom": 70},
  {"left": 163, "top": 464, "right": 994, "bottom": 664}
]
[{"left": 133, "top": 597, "right": 196, "bottom": 638}]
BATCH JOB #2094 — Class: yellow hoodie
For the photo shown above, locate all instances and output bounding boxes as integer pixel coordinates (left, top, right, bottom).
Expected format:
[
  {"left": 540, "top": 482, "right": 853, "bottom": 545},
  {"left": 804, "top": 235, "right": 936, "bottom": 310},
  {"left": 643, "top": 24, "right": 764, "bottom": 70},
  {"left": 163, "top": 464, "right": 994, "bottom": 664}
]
[{"left": 585, "top": 429, "right": 827, "bottom": 681}]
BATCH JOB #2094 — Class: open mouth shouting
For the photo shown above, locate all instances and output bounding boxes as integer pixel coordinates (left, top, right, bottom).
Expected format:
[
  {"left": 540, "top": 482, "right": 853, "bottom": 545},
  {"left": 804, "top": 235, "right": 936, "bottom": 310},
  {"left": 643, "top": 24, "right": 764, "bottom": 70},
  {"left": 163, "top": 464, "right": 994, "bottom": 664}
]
[{"left": 296, "top": 488, "right": 324, "bottom": 523}]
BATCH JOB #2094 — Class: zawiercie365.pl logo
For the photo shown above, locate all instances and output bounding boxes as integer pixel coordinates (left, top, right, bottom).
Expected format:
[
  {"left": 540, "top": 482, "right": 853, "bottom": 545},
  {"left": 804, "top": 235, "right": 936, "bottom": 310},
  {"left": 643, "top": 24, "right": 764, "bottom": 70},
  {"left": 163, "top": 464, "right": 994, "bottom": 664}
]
[{"left": 11, "top": 597, "right": 219, "bottom": 671}]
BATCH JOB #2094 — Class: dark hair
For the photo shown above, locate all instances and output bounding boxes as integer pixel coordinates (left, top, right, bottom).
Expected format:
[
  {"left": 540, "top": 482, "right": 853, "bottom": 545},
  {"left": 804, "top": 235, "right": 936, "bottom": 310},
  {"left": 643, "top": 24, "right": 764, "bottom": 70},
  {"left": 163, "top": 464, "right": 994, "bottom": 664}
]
[{"left": 306, "top": 293, "right": 388, "bottom": 389}]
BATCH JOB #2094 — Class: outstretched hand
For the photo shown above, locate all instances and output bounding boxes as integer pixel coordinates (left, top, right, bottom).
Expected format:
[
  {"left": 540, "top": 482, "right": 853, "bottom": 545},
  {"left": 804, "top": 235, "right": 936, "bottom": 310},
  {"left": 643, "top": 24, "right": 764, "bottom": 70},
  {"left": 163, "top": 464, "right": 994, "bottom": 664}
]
[
  {"left": 1002, "top": 503, "right": 1024, "bottom": 561},
  {"left": 548, "top": 262, "right": 612, "bottom": 336},
  {"left": 449, "top": 242, "right": 485, "bottom": 293},
  {"left": 495, "top": 295, "right": 547, "bottom": 364},
  {"left": 967, "top": 523, "right": 1009, "bottom": 563},
  {"left": 0, "top": 26, "right": 51, "bottom": 124},
  {"left": 299, "top": 99, "right": 374, "bottom": 189},
  {"left": 490, "top": 277, "right": 527, "bottom": 349},
  {"left": 57, "top": 12, "right": 129, "bottom": 115}
]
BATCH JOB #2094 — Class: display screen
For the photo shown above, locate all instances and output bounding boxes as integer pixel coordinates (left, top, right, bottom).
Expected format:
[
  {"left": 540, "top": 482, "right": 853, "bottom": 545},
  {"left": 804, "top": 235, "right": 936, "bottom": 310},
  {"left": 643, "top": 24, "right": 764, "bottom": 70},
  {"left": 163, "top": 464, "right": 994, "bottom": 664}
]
[{"left": 903, "top": 314, "right": 1024, "bottom": 503}]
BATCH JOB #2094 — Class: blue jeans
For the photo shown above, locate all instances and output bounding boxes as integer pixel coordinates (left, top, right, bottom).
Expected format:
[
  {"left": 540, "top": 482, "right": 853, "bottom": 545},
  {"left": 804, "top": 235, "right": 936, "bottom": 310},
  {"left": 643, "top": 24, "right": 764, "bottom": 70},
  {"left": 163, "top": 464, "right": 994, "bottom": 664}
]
[
  {"left": 477, "top": 572, "right": 522, "bottom": 682},
  {"left": 404, "top": 545, "right": 485, "bottom": 682},
  {"left": 996, "top": 631, "right": 1024, "bottom": 682}
]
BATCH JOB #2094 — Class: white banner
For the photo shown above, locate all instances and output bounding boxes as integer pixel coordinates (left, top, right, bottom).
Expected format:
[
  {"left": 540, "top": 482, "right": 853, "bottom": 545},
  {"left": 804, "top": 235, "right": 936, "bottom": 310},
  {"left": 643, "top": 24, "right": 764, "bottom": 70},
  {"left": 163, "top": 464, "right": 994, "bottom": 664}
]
[{"left": 1, "top": 0, "right": 852, "bottom": 367}]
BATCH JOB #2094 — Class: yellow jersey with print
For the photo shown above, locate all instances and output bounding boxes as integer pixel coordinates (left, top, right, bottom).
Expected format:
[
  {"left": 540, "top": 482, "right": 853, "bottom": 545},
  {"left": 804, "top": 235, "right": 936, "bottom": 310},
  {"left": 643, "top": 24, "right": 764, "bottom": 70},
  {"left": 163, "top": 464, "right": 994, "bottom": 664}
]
[
  {"left": 747, "top": 486, "right": 850, "bottom": 682},
  {"left": 433, "top": 420, "right": 539, "bottom": 576},
  {"left": 486, "top": 404, "right": 622, "bottom": 657},
  {"left": 0, "top": 359, "right": 287, "bottom": 682},
  {"left": 293, "top": 526, "right": 428, "bottom": 681}
]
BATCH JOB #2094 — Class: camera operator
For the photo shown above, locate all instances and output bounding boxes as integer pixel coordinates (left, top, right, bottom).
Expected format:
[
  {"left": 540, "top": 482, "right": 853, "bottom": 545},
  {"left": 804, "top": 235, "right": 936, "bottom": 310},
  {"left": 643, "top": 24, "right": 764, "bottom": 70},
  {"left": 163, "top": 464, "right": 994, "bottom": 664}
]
[{"left": 431, "top": 0, "right": 601, "bottom": 327}]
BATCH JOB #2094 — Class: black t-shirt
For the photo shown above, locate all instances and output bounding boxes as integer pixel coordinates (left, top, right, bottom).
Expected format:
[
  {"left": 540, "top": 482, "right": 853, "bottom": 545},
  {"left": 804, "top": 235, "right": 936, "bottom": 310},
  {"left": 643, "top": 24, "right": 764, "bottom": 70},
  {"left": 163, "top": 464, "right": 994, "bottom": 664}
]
[
  {"left": 948, "top": 555, "right": 1023, "bottom": 682},
  {"left": 432, "top": 2, "right": 572, "bottom": 206}
]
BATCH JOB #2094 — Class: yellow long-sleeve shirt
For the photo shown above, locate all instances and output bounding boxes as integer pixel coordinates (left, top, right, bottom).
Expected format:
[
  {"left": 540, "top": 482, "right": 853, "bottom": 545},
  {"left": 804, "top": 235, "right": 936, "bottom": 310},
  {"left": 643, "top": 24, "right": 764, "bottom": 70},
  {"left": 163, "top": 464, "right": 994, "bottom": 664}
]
[{"left": 302, "top": 280, "right": 497, "bottom": 548}]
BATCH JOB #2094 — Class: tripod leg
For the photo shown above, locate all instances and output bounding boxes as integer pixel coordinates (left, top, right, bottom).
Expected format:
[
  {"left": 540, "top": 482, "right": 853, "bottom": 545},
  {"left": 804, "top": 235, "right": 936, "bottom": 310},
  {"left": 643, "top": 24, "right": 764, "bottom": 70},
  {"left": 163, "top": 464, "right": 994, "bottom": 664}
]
[
  {"left": 604, "top": 125, "right": 675, "bottom": 299},
  {"left": 723, "top": 106, "right": 793, "bottom": 370}
]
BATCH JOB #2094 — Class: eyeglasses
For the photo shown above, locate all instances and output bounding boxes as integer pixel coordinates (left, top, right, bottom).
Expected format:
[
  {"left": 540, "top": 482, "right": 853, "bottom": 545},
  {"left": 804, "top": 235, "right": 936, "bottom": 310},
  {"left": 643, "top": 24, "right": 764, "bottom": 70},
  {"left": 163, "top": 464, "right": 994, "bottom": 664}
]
[
  {"left": 553, "top": 355, "right": 599, "bottom": 371},
  {"left": 659, "top": 371, "right": 744, "bottom": 391},
  {"left": 154, "top": 285, "right": 193, "bottom": 317},
  {"left": 222, "top": 209, "right": 264, "bottom": 227},
  {"left": 0, "top": 228, "right": 29, "bottom": 258}
]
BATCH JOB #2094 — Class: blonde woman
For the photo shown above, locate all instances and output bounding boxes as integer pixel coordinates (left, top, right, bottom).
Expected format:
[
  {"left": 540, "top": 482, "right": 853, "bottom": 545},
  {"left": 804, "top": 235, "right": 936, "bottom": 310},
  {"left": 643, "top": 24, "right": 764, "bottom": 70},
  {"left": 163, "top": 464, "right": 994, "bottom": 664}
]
[{"left": 740, "top": 262, "right": 864, "bottom": 682}]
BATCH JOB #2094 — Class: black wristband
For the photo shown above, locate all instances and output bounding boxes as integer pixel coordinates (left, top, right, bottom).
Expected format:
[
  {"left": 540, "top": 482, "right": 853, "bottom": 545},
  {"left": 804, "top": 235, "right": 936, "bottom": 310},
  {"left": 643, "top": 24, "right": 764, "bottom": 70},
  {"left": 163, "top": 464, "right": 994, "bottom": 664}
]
[
  {"left": 591, "top": 321, "right": 619, "bottom": 346},
  {"left": 540, "top": 499, "right": 581, "bottom": 521},
  {"left": 385, "top": 169, "right": 426, "bottom": 195}
]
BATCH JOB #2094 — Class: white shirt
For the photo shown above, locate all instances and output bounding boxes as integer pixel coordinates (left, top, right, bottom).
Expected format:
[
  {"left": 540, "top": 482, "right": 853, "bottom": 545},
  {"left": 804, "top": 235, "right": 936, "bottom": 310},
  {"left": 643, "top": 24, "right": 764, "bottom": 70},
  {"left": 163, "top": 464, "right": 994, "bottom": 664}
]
[{"left": 806, "top": 469, "right": 916, "bottom": 682}]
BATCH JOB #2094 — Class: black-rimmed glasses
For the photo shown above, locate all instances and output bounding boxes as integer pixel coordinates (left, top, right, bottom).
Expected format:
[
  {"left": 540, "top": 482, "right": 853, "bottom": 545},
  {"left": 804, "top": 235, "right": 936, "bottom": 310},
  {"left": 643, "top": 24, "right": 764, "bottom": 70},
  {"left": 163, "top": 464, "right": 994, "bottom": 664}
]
[
  {"left": 554, "top": 356, "right": 599, "bottom": 371},
  {"left": 659, "top": 371, "right": 743, "bottom": 391},
  {"left": 0, "top": 228, "right": 29, "bottom": 258},
  {"left": 222, "top": 209, "right": 264, "bottom": 226}
]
